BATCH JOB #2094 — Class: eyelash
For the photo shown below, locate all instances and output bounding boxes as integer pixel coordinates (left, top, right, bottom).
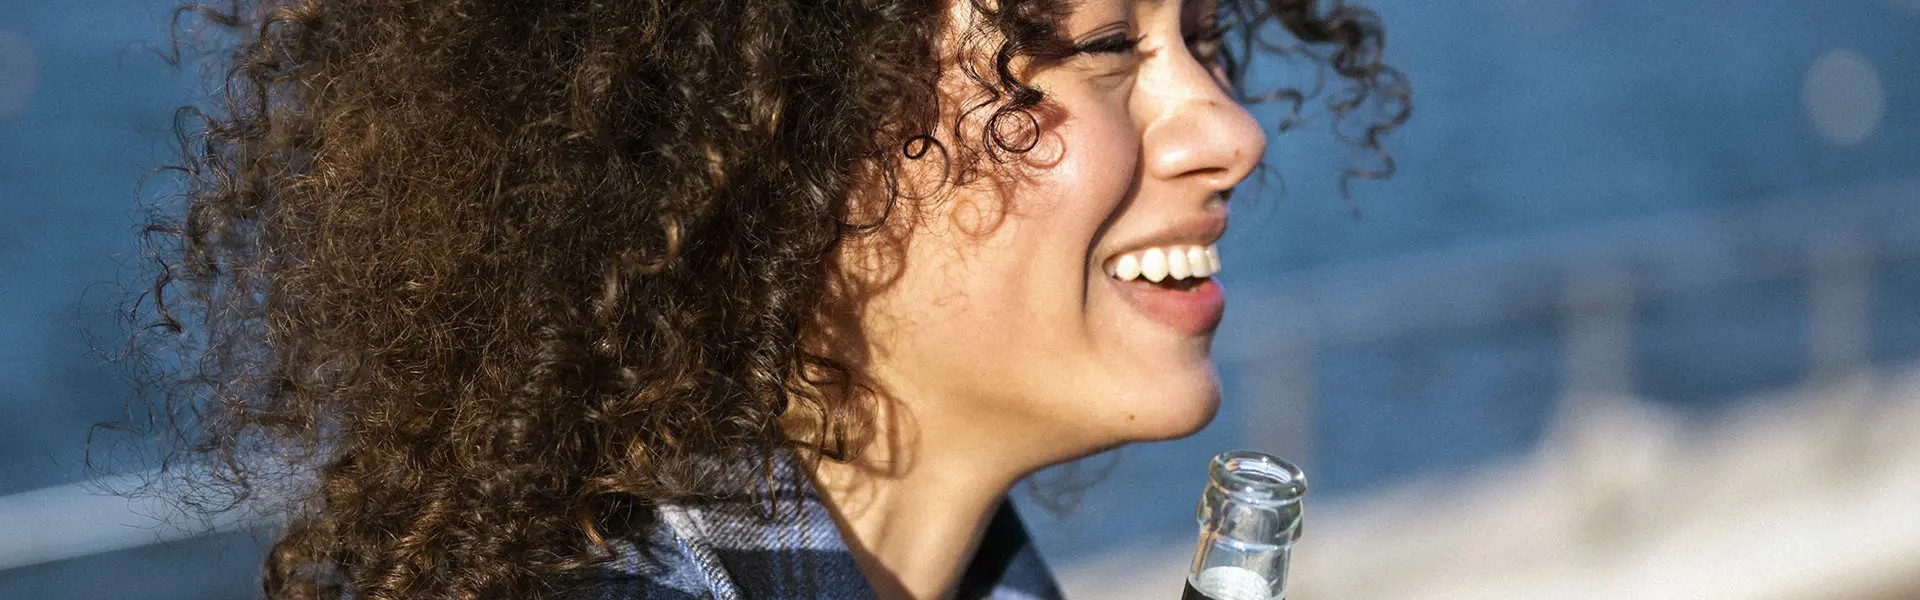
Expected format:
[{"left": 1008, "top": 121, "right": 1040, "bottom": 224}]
[
  {"left": 1067, "top": 23, "right": 1232, "bottom": 60},
  {"left": 1070, "top": 32, "right": 1145, "bottom": 56}
]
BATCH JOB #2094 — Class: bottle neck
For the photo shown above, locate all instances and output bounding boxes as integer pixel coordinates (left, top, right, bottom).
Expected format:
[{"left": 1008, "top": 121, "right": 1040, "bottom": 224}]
[{"left": 1185, "top": 451, "right": 1306, "bottom": 600}]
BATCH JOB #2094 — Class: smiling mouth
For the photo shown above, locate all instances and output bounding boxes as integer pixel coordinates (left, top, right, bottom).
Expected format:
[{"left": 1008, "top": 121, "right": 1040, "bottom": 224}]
[
  {"left": 1100, "top": 243, "right": 1226, "bottom": 334},
  {"left": 1104, "top": 244, "right": 1221, "bottom": 284}
]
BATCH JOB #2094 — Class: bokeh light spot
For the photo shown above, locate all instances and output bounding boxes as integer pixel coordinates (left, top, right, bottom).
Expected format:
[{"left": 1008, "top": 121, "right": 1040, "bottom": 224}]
[
  {"left": 1803, "top": 49, "right": 1885, "bottom": 147},
  {"left": 0, "top": 31, "right": 37, "bottom": 120}
]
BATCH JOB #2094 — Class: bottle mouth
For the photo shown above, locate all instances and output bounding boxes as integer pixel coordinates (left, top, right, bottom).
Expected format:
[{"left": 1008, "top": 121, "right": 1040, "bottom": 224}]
[{"left": 1209, "top": 450, "right": 1307, "bottom": 506}]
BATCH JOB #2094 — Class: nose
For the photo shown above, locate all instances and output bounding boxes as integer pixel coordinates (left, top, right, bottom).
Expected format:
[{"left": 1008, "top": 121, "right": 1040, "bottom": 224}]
[{"left": 1140, "top": 53, "right": 1267, "bottom": 192}]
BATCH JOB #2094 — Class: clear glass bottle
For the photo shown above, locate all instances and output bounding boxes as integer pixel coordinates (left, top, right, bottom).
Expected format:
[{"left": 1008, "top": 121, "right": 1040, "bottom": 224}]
[{"left": 1180, "top": 450, "right": 1307, "bottom": 600}]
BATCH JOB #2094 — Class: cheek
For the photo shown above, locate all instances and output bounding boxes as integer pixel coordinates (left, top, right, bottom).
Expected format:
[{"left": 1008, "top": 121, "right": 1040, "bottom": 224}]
[
  {"left": 877, "top": 115, "right": 1137, "bottom": 351},
  {"left": 1013, "top": 106, "right": 1141, "bottom": 244},
  {"left": 853, "top": 94, "right": 1149, "bottom": 411}
]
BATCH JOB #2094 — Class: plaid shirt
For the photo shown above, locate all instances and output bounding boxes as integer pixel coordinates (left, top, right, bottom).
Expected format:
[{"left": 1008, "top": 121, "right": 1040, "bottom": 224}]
[{"left": 563, "top": 451, "right": 1066, "bottom": 600}]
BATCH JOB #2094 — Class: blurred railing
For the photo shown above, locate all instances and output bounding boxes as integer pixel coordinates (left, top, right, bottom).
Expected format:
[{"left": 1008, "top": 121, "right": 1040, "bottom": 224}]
[
  {"left": 1225, "top": 176, "right": 1920, "bottom": 465},
  {"left": 1060, "top": 177, "right": 1920, "bottom": 600}
]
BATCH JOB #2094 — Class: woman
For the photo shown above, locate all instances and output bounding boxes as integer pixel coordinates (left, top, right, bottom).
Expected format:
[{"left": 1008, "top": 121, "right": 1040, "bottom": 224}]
[{"left": 132, "top": 0, "right": 1406, "bottom": 598}]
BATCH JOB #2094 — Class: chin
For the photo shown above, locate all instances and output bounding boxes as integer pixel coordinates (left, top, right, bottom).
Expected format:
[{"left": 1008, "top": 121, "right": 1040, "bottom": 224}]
[{"left": 1122, "top": 373, "right": 1223, "bottom": 443}]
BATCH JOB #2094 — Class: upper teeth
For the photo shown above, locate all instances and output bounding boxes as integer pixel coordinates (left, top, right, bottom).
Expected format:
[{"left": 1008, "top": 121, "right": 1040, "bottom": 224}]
[{"left": 1107, "top": 244, "right": 1221, "bottom": 283}]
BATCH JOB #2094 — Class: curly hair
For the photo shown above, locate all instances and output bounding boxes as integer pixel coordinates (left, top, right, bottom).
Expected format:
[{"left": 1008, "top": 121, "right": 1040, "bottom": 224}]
[{"left": 112, "top": 0, "right": 1408, "bottom": 597}]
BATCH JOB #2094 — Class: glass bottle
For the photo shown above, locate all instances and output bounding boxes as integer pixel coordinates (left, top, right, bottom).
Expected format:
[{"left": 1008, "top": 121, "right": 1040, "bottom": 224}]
[{"left": 1180, "top": 450, "right": 1307, "bottom": 600}]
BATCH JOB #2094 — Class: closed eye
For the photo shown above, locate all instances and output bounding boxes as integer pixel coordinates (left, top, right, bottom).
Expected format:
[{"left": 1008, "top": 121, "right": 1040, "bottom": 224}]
[
  {"left": 1070, "top": 32, "right": 1145, "bottom": 56},
  {"left": 1066, "top": 22, "right": 1144, "bottom": 58}
]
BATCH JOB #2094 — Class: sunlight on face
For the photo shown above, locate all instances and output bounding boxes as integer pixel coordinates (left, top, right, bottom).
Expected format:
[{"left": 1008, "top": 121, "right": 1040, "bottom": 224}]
[{"left": 840, "top": 0, "right": 1267, "bottom": 466}]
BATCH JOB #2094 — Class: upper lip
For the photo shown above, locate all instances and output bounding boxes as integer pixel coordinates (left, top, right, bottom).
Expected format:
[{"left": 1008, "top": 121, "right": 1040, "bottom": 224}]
[{"left": 1098, "top": 211, "right": 1229, "bottom": 263}]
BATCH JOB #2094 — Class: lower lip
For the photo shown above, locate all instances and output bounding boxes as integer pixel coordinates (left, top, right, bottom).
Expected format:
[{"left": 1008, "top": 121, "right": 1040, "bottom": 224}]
[{"left": 1106, "top": 276, "right": 1226, "bottom": 334}]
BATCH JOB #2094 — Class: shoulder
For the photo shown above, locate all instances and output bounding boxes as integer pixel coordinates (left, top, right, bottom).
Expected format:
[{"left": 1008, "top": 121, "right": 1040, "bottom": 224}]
[
  {"left": 559, "top": 574, "right": 706, "bottom": 600},
  {"left": 554, "top": 508, "right": 715, "bottom": 600}
]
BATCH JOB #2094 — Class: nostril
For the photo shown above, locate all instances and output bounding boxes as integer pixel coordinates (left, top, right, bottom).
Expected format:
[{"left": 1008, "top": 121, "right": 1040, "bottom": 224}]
[
  {"left": 1188, "top": 166, "right": 1231, "bottom": 184},
  {"left": 1200, "top": 167, "right": 1243, "bottom": 191}
]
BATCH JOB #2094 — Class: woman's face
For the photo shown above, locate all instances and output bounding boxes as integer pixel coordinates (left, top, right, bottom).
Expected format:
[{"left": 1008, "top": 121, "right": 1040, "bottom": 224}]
[{"left": 843, "top": 0, "right": 1265, "bottom": 464}]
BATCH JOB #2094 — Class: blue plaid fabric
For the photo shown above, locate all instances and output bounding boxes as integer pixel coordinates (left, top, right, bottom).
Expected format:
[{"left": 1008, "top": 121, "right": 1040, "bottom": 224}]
[{"left": 563, "top": 451, "right": 1066, "bottom": 600}]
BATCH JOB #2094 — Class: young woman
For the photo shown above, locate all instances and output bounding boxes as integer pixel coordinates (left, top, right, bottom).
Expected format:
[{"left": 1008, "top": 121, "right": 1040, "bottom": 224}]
[{"left": 134, "top": 0, "right": 1405, "bottom": 597}]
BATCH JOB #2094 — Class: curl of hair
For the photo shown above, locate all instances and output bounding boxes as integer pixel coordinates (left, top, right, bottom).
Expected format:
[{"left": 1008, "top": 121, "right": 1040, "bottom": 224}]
[{"left": 113, "top": 0, "right": 1407, "bottom": 597}]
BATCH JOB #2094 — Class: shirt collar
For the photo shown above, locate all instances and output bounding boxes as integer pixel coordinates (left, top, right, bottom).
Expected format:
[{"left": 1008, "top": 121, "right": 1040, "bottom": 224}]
[{"left": 652, "top": 450, "right": 1066, "bottom": 600}]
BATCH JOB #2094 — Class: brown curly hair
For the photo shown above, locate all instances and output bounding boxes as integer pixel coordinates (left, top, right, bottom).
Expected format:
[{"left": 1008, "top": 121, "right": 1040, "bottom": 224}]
[{"left": 111, "top": 0, "right": 1408, "bottom": 597}]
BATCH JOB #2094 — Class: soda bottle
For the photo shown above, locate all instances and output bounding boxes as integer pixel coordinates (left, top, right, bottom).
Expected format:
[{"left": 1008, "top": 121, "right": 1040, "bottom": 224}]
[{"left": 1179, "top": 450, "right": 1306, "bottom": 600}]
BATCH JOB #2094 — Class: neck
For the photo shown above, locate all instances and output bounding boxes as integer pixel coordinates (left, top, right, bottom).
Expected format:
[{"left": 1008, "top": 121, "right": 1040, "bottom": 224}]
[{"left": 802, "top": 394, "right": 1051, "bottom": 600}]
